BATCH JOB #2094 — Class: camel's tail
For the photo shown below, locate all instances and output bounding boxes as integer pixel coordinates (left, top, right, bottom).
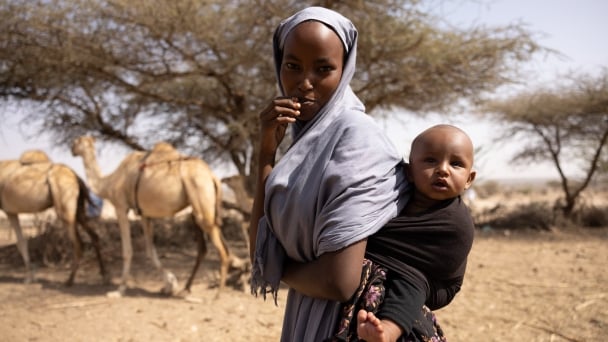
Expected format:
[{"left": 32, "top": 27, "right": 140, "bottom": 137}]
[
  {"left": 214, "top": 175, "right": 223, "bottom": 227},
  {"left": 75, "top": 175, "right": 103, "bottom": 226},
  {"left": 75, "top": 176, "right": 91, "bottom": 226}
]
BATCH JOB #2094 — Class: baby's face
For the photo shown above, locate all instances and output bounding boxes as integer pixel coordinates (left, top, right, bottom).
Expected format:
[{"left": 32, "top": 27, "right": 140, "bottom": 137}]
[{"left": 409, "top": 128, "right": 475, "bottom": 201}]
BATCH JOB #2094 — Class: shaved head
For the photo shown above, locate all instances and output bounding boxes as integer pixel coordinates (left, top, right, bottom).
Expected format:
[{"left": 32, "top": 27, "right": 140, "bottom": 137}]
[{"left": 411, "top": 124, "right": 475, "bottom": 165}]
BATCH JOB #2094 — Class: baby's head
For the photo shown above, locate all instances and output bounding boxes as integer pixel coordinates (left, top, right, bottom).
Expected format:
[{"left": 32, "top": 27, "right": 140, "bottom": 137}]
[{"left": 408, "top": 124, "right": 476, "bottom": 201}]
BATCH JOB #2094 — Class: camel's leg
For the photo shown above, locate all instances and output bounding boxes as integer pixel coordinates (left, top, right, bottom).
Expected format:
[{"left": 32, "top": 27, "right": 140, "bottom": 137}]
[
  {"left": 240, "top": 215, "right": 251, "bottom": 254},
  {"left": 191, "top": 205, "right": 231, "bottom": 298},
  {"left": 7, "top": 214, "right": 34, "bottom": 283},
  {"left": 182, "top": 224, "right": 208, "bottom": 294},
  {"left": 110, "top": 209, "right": 134, "bottom": 297},
  {"left": 184, "top": 169, "right": 245, "bottom": 297},
  {"left": 206, "top": 224, "right": 230, "bottom": 297},
  {"left": 80, "top": 221, "right": 110, "bottom": 284},
  {"left": 64, "top": 220, "right": 83, "bottom": 286},
  {"left": 141, "top": 216, "right": 178, "bottom": 296},
  {"left": 5, "top": 222, "right": 13, "bottom": 241}
]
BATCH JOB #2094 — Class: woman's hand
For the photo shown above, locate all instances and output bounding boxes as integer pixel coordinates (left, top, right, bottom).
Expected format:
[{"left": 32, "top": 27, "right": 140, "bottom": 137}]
[
  {"left": 258, "top": 97, "right": 300, "bottom": 155},
  {"left": 249, "top": 97, "right": 300, "bottom": 262}
]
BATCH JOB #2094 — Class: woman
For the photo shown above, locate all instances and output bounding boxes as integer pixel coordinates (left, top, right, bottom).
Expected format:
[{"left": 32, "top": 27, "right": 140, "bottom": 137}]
[{"left": 249, "top": 7, "right": 407, "bottom": 341}]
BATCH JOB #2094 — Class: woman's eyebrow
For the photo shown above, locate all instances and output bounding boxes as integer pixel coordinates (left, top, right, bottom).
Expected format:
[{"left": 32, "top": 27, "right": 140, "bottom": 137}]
[
  {"left": 314, "top": 57, "right": 333, "bottom": 64},
  {"left": 283, "top": 53, "right": 300, "bottom": 61}
]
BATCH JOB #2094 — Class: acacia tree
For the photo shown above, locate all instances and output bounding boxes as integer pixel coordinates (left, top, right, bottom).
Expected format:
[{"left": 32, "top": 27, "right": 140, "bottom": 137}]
[
  {"left": 0, "top": 0, "right": 541, "bottom": 194},
  {"left": 481, "top": 69, "right": 608, "bottom": 217}
]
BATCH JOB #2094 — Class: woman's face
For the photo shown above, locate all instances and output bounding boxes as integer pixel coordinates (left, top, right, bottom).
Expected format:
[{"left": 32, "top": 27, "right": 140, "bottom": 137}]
[{"left": 280, "top": 21, "right": 344, "bottom": 121}]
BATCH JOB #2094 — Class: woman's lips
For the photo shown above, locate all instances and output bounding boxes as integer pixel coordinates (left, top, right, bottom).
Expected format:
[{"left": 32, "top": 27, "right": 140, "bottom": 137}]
[{"left": 297, "top": 96, "right": 315, "bottom": 104}]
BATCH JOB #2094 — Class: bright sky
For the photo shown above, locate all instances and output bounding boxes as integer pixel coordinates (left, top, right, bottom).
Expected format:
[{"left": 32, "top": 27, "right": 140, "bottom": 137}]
[
  {"left": 1, "top": 0, "right": 607, "bottom": 182},
  {"left": 383, "top": 0, "right": 608, "bottom": 182}
]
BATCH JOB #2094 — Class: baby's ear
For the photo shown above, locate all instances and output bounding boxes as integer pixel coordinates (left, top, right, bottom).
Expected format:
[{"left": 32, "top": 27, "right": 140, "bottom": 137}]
[{"left": 464, "top": 170, "right": 477, "bottom": 189}]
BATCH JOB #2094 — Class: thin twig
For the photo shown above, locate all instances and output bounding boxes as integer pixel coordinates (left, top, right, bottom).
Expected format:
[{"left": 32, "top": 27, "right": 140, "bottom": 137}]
[
  {"left": 505, "top": 280, "right": 571, "bottom": 288},
  {"left": 522, "top": 322, "right": 581, "bottom": 342},
  {"left": 575, "top": 299, "right": 599, "bottom": 311},
  {"left": 44, "top": 299, "right": 109, "bottom": 310},
  {"left": 574, "top": 292, "right": 607, "bottom": 311}
]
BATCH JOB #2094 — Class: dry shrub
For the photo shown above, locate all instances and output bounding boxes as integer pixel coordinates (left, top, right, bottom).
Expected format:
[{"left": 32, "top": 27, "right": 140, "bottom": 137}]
[
  {"left": 33, "top": 221, "right": 75, "bottom": 265},
  {"left": 475, "top": 180, "right": 500, "bottom": 198},
  {"left": 146, "top": 213, "right": 246, "bottom": 246},
  {"left": 477, "top": 201, "right": 555, "bottom": 230},
  {"left": 0, "top": 220, "right": 75, "bottom": 267},
  {"left": 573, "top": 205, "right": 608, "bottom": 228},
  {"left": 0, "top": 211, "right": 247, "bottom": 268},
  {"left": 476, "top": 201, "right": 608, "bottom": 231}
]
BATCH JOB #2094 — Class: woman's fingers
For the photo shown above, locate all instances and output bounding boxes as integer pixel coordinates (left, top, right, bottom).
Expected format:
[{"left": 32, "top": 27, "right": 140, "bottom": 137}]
[
  {"left": 258, "top": 97, "right": 301, "bottom": 153},
  {"left": 260, "top": 97, "right": 300, "bottom": 122}
]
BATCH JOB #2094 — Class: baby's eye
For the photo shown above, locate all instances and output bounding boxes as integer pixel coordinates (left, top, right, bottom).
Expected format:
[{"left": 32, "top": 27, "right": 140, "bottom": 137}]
[
  {"left": 423, "top": 157, "right": 436, "bottom": 163},
  {"left": 318, "top": 65, "right": 335, "bottom": 73},
  {"left": 285, "top": 63, "right": 300, "bottom": 70},
  {"left": 451, "top": 161, "right": 465, "bottom": 168}
]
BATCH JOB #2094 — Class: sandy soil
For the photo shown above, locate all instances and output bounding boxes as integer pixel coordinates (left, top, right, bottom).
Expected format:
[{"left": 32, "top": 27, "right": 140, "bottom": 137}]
[{"left": 0, "top": 222, "right": 606, "bottom": 342}]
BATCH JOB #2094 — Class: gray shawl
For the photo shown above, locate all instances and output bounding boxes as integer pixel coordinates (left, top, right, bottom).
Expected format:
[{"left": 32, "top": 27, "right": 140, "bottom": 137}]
[{"left": 251, "top": 7, "right": 409, "bottom": 342}]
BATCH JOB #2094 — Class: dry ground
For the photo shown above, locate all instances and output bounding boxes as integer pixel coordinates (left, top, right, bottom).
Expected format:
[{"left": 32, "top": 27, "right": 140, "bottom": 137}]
[{"left": 0, "top": 219, "right": 606, "bottom": 341}]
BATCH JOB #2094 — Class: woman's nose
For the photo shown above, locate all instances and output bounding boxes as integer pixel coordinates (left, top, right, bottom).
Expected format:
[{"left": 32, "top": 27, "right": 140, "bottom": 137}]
[{"left": 298, "top": 74, "right": 313, "bottom": 91}]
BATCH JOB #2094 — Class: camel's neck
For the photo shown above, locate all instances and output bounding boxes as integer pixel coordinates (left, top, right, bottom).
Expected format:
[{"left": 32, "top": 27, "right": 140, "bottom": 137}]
[{"left": 79, "top": 149, "right": 109, "bottom": 198}]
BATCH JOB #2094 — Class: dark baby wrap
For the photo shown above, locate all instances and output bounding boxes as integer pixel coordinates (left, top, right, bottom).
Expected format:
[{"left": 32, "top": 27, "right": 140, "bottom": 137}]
[{"left": 332, "top": 196, "right": 474, "bottom": 341}]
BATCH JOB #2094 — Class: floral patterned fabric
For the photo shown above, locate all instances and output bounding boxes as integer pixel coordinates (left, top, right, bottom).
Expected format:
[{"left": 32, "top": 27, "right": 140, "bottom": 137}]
[{"left": 328, "top": 259, "right": 447, "bottom": 342}]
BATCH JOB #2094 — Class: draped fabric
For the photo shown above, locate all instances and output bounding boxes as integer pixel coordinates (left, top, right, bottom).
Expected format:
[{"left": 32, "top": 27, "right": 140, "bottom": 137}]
[
  {"left": 328, "top": 259, "right": 447, "bottom": 342},
  {"left": 365, "top": 196, "right": 475, "bottom": 310},
  {"left": 330, "top": 197, "right": 474, "bottom": 341},
  {"left": 250, "top": 6, "right": 409, "bottom": 342}
]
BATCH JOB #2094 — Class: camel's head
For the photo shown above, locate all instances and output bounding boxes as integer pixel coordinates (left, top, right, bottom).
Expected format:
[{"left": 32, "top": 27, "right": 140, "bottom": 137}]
[{"left": 71, "top": 136, "right": 95, "bottom": 157}]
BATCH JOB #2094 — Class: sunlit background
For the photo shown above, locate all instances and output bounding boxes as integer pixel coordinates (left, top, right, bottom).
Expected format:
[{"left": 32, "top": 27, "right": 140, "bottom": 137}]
[{"left": 1, "top": 0, "right": 606, "bottom": 183}]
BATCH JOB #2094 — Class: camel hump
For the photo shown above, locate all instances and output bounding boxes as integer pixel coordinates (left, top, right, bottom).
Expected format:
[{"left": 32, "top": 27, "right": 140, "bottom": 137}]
[
  {"left": 145, "top": 141, "right": 183, "bottom": 163},
  {"left": 152, "top": 141, "right": 177, "bottom": 153},
  {"left": 19, "top": 150, "right": 51, "bottom": 164}
]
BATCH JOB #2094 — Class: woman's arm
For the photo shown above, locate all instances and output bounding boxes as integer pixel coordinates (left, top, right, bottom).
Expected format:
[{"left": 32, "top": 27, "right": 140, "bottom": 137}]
[
  {"left": 248, "top": 97, "right": 299, "bottom": 262},
  {"left": 282, "top": 239, "right": 367, "bottom": 302},
  {"left": 248, "top": 160, "right": 273, "bottom": 262}
]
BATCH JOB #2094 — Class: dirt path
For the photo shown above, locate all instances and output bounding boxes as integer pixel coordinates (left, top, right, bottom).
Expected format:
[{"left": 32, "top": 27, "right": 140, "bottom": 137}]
[{"left": 0, "top": 227, "right": 606, "bottom": 341}]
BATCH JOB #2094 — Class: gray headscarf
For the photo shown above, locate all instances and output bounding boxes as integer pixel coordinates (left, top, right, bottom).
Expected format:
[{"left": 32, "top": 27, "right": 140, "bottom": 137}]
[{"left": 251, "top": 7, "right": 409, "bottom": 341}]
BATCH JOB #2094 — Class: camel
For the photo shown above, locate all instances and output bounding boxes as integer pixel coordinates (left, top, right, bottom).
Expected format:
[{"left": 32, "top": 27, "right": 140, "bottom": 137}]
[
  {"left": 221, "top": 175, "right": 253, "bottom": 253},
  {"left": 71, "top": 136, "right": 239, "bottom": 297},
  {"left": 0, "top": 150, "right": 108, "bottom": 285}
]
